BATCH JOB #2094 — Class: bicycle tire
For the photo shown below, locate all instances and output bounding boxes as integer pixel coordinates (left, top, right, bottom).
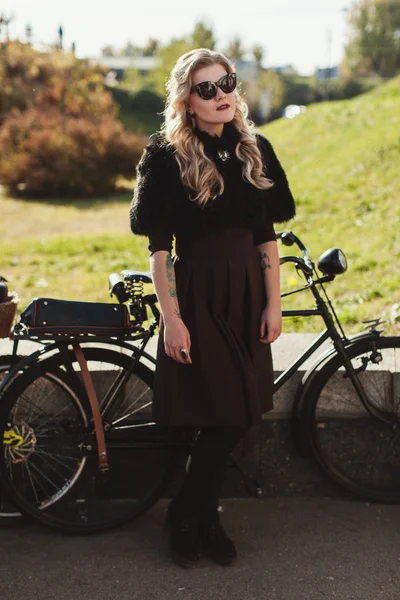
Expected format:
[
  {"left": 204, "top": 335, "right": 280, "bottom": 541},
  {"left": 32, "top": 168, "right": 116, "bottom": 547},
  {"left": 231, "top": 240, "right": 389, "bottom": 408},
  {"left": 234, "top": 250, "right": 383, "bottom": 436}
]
[
  {"left": 0, "top": 347, "right": 182, "bottom": 533},
  {"left": 300, "top": 335, "right": 400, "bottom": 503}
]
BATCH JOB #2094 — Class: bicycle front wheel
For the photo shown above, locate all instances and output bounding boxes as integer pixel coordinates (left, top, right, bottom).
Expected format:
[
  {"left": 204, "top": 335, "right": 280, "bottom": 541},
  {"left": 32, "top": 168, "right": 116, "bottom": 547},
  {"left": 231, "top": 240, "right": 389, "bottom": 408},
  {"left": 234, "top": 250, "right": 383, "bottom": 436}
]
[
  {"left": 0, "top": 347, "right": 182, "bottom": 533},
  {"left": 301, "top": 336, "right": 400, "bottom": 503}
]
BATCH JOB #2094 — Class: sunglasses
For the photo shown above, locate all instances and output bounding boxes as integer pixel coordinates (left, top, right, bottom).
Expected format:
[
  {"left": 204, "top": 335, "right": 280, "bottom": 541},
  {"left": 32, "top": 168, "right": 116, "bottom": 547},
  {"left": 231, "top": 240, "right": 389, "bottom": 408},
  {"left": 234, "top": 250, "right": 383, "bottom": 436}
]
[{"left": 190, "top": 72, "right": 237, "bottom": 100}]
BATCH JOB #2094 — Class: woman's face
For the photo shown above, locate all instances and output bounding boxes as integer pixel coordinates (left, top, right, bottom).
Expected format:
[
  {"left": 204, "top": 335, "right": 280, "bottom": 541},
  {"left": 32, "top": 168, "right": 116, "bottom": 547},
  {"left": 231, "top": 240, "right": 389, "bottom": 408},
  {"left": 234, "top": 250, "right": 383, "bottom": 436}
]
[{"left": 188, "top": 63, "right": 236, "bottom": 134}]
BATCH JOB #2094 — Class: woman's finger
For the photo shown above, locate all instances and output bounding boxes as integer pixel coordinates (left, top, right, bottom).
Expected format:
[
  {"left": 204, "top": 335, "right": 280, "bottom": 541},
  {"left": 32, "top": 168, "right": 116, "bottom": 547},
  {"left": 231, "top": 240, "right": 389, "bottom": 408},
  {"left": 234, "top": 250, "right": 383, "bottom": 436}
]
[
  {"left": 173, "top": 347, "right": 187, "bottom": 363},
  {"left": 266, "top": 328, "right": 280, "bottom": 343},
  {"left": 172, "top": 344, "right": 192, "bottom": 364},
  {"left": 185, "top": 335, "right": 192, "bottom": 364},
  {"left": 179, "top": 346, "right": 192, "bottom": 364},
  {"left": 166, "top": 344, "right": 184, "bottom": 364},
  {"left": 259, "top": 319, "right": 266, "bottom": 340}
]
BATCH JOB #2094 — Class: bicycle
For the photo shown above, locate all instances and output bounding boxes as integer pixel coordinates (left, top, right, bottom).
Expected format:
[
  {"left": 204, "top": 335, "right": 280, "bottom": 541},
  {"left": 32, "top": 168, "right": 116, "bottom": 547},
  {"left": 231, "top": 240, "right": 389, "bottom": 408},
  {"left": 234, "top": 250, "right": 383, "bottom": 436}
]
[{"left": 0, "top": 231, "right": 398, "bottom": 534}]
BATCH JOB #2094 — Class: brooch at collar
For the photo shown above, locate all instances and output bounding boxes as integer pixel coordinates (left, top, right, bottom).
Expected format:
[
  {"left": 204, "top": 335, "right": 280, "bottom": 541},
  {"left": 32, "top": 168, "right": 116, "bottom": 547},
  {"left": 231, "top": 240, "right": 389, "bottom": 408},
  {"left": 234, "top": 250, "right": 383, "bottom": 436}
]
[{"left": 217, "top": 149, "right": 230, "bottom": 162}]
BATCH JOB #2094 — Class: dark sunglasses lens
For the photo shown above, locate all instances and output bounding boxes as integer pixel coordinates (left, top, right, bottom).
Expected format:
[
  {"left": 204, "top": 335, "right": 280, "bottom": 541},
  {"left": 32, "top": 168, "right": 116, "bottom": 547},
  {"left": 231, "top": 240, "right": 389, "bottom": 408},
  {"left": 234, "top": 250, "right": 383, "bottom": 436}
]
[
  {"left": 197, "top": 81, "right": 217, "bottom": 100},
  {"left": 220, "top": 73, "right": 237, "bottom": 93}
]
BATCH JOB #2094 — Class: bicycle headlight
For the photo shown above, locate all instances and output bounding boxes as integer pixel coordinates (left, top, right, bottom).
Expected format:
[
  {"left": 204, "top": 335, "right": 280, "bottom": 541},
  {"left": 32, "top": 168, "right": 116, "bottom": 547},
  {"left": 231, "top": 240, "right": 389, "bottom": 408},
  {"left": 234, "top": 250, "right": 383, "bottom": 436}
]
[{"left": 317, "top": 248, "right": 348, "bottom": 275}]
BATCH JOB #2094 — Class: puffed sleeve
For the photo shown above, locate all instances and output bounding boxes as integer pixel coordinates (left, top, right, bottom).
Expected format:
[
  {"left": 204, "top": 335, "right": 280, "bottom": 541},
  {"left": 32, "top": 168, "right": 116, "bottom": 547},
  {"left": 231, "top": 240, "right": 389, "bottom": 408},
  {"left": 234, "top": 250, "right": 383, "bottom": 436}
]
[
  {"left": 129, "top": 136, "right": 176, "bottom": 252},
  {"left": 148, "top": 232, "right": 174, "bottom": 256},
  {"left": 253, "top": 220, "right": 276, "bottom": 246},
  {"left": 256, "top": 134, "right": 296, "bottom": 224}
]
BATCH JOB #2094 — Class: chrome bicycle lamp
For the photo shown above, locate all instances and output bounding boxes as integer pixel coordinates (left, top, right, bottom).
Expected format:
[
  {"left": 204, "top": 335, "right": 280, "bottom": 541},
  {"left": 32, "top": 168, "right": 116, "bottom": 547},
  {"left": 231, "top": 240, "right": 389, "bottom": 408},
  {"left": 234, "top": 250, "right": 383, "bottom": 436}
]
[{"left": 317, "top": 248, "right": 348, "bottom": 275}]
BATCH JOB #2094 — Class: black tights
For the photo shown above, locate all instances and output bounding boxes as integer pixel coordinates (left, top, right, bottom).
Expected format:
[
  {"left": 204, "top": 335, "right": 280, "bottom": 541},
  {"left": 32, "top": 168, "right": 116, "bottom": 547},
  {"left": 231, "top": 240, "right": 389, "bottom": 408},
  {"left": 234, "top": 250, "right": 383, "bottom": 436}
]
[{"left": 176, "top": 425, "right": 249, "bottom": 515}]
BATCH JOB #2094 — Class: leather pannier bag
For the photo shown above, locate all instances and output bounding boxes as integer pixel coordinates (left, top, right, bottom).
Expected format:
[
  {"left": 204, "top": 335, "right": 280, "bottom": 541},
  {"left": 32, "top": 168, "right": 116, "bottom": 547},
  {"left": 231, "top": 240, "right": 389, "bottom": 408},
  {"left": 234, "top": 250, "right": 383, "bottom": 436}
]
[{"left": 18, "top": 298, "right": 132, "bottom": 335}]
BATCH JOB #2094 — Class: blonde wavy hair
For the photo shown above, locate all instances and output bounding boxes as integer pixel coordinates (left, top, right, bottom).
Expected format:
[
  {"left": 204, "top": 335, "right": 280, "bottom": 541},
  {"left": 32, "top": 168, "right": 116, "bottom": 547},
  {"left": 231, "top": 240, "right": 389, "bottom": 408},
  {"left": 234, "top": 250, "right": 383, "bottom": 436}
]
[{"left": 161, "top": 48, "right": 274, "bottom": 207}]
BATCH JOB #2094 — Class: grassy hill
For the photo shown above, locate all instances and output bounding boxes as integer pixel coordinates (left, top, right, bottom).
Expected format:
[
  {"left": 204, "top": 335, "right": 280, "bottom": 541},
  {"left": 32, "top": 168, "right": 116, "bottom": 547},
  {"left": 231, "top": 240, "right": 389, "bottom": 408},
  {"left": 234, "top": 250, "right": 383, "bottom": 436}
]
[
  {"left": 260, "top": 75, "right": 400, "bottom": 333},
  {"left": 0, "top": 77, "right": 399, "bottom": 334}
]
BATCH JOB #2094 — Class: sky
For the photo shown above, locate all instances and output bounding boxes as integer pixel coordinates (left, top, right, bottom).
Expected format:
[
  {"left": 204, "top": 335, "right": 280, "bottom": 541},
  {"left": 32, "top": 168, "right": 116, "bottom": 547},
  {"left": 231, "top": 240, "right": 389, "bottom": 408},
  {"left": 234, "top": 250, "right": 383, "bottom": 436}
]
[{"left": 2, "top": 0, "right": 353, "bottom": 75}]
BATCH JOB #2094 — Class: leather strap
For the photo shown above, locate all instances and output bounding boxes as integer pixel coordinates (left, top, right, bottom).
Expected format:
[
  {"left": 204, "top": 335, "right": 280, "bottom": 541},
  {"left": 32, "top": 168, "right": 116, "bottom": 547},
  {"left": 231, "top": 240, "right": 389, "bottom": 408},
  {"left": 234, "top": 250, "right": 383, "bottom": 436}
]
[{"left": 73, "top": 344, "right": 109, "bottom": 471}]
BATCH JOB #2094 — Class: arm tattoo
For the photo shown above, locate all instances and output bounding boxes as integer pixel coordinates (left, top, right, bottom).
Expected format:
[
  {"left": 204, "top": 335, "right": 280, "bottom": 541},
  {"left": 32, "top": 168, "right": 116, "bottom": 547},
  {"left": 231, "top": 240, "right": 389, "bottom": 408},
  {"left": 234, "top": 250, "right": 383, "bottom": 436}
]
[
  {"left": 258, "top": 251, "right": 271, "bottom": 271},
  {"left": 166, "top": 254, "right": 177, "bottom": 297},
  {"left": 166, "top": 254, "right": 183, "bottom": 320}
]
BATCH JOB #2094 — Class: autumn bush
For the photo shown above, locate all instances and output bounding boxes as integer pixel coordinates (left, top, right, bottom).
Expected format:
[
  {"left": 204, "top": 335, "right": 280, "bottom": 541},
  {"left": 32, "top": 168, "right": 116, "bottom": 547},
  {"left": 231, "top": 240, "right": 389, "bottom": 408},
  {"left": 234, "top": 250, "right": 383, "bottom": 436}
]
[
  {"left": 0, "top": 41, "right": 146, "bottom": 197},
  {"left": 0, "top": 107, "right": 144, "bottom": 196}
]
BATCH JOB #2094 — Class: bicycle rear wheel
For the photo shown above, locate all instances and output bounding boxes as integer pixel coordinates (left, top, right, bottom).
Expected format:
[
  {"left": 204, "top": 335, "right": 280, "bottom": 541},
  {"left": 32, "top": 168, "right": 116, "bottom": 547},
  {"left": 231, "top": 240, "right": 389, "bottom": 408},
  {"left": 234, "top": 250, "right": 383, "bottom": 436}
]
[
  {"left": 301, "top": 336, "right": 400, "bottom": 502},
  {"left": 0, "top": 347, "right": 184, "bottom": 532}
]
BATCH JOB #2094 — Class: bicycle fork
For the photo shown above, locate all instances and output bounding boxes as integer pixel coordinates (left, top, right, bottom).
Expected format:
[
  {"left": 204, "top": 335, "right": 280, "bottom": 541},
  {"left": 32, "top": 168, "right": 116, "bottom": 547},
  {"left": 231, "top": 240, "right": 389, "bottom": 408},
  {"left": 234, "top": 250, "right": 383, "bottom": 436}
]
[{"left": 322, "top": 310, "right": 389, "bottom": 424}]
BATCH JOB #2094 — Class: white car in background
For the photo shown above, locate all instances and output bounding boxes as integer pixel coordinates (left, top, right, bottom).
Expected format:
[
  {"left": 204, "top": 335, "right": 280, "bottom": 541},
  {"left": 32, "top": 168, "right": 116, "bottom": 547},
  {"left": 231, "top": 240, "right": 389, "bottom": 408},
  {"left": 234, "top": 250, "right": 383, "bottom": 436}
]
[{"left": 283, "top": 104, "right": 307, "bottom": 119}]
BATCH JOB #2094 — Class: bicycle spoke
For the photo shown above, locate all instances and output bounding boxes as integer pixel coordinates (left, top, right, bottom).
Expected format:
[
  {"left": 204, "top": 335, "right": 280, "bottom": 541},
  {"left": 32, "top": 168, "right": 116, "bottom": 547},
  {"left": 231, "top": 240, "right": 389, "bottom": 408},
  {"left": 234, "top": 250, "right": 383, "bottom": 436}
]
[
  {"left": 13, "top": 397, "right": 67, "bottom": 432},
  {"left": 35, "top": 448, "right": 78, "bottom": 474},
  {"left": 24, "top": 458, "right": 61, "bottom": 494},
  {"left": 35, "top": 448, "right": 81, "bottom": 464},
  {"left": 23, "top": 461, "right": 41, "bottom": 505},
  {"left": 111, "top": 397, "right": 152, "bottom": 426},
  {"left": 13, "top": 392, "right": 53, "bottom": 424}
]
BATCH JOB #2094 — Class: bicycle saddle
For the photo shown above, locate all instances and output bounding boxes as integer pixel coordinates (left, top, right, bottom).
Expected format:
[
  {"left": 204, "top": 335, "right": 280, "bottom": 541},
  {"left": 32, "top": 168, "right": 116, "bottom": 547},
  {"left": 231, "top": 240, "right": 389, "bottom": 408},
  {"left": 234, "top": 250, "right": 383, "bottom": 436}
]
[{"left": 121, "top": 270, "right": 153, "bottom": 284}]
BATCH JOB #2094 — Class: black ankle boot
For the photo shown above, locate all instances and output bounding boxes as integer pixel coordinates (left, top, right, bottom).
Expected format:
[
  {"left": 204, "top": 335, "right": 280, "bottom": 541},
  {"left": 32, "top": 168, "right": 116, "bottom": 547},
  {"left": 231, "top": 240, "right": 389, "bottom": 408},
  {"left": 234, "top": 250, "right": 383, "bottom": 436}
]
[
  {"left": 199, "top": 509, "right": 237, "bottom": 565},
  {"left": 164, "top": 497, "right": 203, "bottom": 568}
]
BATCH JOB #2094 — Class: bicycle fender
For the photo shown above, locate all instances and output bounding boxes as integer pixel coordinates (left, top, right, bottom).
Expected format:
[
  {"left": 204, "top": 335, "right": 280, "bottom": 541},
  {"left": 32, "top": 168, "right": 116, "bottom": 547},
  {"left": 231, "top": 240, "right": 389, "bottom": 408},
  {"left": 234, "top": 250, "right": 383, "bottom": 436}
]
[{"left": 294, "top": 331, "right": 382, "bottom": 409}]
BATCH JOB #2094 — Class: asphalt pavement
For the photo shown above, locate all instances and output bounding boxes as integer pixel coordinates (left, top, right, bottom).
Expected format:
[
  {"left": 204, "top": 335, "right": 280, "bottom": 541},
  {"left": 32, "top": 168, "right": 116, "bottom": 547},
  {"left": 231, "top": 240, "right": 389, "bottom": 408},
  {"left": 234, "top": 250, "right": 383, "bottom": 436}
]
[{"left": 2, "top": 497, "right": 400, "bottom": 600}]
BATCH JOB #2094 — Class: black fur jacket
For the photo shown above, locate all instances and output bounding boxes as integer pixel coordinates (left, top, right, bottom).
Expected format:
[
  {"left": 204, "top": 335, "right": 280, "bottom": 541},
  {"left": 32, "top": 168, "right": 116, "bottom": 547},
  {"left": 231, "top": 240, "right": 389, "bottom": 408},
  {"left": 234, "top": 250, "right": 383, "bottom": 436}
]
[{"left": 129, "top": 121, "right": 296, "bottom": 239}]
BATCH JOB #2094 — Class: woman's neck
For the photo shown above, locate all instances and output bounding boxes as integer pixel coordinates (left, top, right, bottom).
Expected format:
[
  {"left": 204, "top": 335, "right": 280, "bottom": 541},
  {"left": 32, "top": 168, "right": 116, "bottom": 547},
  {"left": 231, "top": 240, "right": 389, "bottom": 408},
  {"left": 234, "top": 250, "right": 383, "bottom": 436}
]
[{"left": 195, "top": 123, "right": 225, "bottom": 138}]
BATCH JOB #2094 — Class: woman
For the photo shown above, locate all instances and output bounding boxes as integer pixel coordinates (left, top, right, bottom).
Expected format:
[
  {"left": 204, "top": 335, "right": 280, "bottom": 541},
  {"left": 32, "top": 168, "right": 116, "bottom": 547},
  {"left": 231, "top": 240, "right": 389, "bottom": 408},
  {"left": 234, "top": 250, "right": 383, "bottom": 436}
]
[{"left": 130, "top": 48, "right": 295, "bottom": 568}]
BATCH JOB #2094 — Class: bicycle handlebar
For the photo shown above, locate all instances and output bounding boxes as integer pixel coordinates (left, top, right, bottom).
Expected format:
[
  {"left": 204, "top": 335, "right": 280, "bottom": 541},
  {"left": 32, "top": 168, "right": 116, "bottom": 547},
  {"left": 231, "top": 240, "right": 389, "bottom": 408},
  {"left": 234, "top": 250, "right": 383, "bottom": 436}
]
[
  {"left": 275, "top": 231, "right": 314, "bottom": 276},
  {"left": 109, "top": 231, "right": 316, "bottom": 312}
]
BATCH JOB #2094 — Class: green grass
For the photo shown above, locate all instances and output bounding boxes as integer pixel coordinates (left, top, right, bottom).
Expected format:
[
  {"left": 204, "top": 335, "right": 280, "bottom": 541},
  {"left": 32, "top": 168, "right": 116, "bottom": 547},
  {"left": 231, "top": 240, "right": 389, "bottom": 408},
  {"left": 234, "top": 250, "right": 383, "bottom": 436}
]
[
  {"left": 261, "top": 75, "right": 400, "bottom": 334},
  {"left": 0, "top": 190, "right": 156, "bottom": 309},
  {"left": 1, "top": 76, "right": 399, "bottom": 334}
]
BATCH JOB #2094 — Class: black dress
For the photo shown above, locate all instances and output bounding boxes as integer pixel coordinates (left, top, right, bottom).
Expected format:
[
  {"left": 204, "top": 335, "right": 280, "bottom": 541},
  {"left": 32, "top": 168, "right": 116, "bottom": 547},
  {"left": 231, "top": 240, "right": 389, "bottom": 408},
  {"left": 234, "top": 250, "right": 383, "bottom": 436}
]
[{"left": 130, "top": 121, "right": 296, "bottom": 428}]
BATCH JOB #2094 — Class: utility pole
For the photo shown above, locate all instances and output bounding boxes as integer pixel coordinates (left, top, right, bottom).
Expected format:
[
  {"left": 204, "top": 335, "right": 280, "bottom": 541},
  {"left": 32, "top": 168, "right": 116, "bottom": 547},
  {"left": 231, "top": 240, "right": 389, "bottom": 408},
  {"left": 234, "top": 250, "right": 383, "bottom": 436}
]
[
  {"left": 325, "top": 27, "right": 333, "bottom": 100},
  {"left": 58, "top": 25, "right": 63, "bottom": 50},
  {"left": 25, "top": 23, "right": 32, "bottom": 44},
  {"left": 0, "top": 13, "right": 13, "bottom": 43}
]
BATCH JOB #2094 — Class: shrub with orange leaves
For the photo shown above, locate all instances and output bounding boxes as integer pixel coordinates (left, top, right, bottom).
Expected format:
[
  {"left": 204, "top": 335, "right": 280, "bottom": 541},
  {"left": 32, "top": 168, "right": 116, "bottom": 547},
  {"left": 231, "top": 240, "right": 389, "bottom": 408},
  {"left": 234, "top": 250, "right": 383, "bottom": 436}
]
[
  {"left": 0, "top": 108, "right": 144, "bottom": 196},
  {"left": 0, "top": 41, "right": 146, "bottom": 197}
]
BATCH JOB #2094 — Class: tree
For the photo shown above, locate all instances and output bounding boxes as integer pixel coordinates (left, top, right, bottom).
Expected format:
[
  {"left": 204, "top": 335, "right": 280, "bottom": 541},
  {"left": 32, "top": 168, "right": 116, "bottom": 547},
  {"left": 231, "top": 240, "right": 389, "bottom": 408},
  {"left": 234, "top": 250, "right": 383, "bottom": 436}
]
[
  {"left": 224, "top": 36, "right": 245, "bottom": 61},
  {"left": 344, "top": 0, "right": 400, "bottom": 76},
  {"left": 145, "top": 37, "right": 192, "bottom": 96},
  {"left": 190, "top": 21, "right": 216, "bottom": 50},
  {"left": 101, "top": 45, "right": 116, "bottom": 57},
  {"left": 256, "top": 69, "right": 286, "bottom": 120},
  {"left": 121, "top": 42, "right": 141, "bottom": 57},
  {"left": 123, "top": 65, "right": 146, "bottom": 91},
  {"left": 252, "top": 44, "right": 264, "bottom": 69},
  {"left": 142, "top": 38, "right": 159, "bottom": 57}
]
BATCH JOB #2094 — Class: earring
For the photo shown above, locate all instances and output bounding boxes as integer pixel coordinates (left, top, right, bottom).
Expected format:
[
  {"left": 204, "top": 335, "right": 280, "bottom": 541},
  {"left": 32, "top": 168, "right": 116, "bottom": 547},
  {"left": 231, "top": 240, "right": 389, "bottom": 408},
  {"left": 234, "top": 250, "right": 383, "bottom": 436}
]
[{"left": 186, "top": 108, "right": 196, "bottom": 128}]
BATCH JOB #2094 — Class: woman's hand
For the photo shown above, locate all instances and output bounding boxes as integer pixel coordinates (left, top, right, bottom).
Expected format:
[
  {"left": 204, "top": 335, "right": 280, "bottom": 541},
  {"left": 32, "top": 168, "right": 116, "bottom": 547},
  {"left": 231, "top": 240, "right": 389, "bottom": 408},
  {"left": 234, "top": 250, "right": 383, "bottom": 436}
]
[
  {"left": 164, "top": 316, "right": 193, "bottom": 364},
  {"left": 259, "top": 303, "right": 282, "bottom": 344}
]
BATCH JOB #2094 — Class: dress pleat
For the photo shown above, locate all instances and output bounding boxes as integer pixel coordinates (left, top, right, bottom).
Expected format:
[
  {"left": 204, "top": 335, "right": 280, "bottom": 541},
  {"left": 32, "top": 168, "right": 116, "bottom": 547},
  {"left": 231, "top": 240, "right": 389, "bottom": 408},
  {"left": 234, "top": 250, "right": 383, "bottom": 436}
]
[{"left": 151, "top": 227, "right": 275, "bottom": 427}]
